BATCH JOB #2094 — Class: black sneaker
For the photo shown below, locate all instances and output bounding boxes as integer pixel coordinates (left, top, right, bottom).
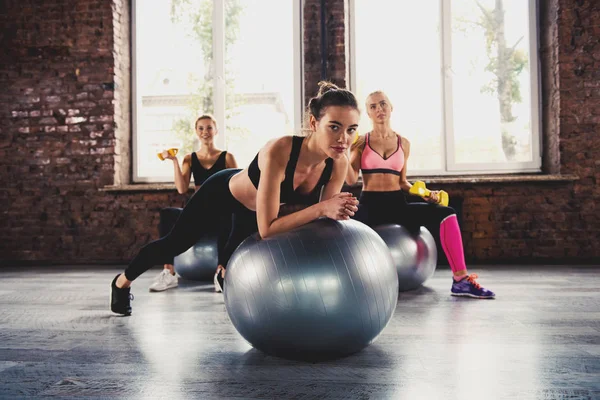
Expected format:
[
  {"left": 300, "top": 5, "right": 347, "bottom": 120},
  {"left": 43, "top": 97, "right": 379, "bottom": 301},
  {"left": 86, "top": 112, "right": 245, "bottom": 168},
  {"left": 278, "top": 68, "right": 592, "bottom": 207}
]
[
  {"left": 213, "top": 269, "right": 225, "bottom": 293},
  {"left": 110, "top": 274, "right": 133, "bottom": 315}
]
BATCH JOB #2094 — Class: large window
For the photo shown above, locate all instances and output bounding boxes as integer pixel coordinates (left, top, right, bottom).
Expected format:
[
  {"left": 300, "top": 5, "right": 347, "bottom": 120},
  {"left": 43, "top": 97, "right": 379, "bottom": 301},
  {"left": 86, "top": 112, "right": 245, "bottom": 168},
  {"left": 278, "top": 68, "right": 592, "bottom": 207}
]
[
  {"left": 350, "top": 0, "right": 541, "bottom": 175},
  {"left": 133, "top": 0, "right": 302, "bottom": 182}
]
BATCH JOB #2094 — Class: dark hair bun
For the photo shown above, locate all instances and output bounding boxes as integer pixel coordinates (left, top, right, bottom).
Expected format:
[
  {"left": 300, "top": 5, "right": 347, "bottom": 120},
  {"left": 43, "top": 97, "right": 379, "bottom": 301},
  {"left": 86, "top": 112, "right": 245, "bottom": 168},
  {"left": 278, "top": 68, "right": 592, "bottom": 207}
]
[
  {"left": 304, "top": 80, "right": 359, "bottom": 125},
  {"left": 317, "top": 81, "right": 340, "bottom": 96}
]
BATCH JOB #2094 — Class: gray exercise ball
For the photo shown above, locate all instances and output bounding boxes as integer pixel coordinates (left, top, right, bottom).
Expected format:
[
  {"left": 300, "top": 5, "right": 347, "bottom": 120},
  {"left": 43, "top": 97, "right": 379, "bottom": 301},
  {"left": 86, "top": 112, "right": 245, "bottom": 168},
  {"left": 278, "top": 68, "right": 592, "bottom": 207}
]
[
  {"left": 174, "top": 234, "right": 219, "bottom": 281},
  {"left": 224, "top": 218, "right": 398, "bottom": 361},
  {"left": 373, "top": 224, "right": 437, "bottom": 291}
]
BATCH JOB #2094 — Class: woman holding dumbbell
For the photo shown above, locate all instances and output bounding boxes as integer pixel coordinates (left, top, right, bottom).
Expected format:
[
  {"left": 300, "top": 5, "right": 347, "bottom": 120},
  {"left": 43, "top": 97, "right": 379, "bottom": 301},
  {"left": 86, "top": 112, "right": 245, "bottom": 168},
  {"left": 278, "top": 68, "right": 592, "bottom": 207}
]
[
  {"left": 152, "top": 114, "right": 238, "bottom": 293},
  {"left": 346, "top": 91, "right": 494, "bottom": 299}
]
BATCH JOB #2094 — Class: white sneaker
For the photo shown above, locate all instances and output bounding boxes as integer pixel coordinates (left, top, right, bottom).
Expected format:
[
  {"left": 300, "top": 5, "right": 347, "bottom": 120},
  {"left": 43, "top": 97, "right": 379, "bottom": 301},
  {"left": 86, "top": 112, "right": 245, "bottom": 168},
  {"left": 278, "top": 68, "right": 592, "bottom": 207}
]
[
  {"left": 149, "top": 269, "right": 178, "bottom": 292},
  {"left": 213, "top": 269, "right": 224, "bottom": 293}
]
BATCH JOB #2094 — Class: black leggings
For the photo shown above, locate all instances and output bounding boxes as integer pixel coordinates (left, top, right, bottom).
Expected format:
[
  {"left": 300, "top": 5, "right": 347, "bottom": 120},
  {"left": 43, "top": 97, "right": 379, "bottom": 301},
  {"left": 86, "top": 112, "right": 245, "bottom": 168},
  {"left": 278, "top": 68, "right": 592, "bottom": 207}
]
[
  {"left": 158, "top": 208, "right": 184, "bottom": 239},
  {"left": 158, "top": 207, "right": 232, "bottom": 265},
  {"left": 124, "top": 169, "right": 258, "bottom": 281},
  {"left": 353, "top": 190, "right": 455, "bottom": 235},
  {"left": 157, "top": 207, "right": 182, "bottom": 265}
]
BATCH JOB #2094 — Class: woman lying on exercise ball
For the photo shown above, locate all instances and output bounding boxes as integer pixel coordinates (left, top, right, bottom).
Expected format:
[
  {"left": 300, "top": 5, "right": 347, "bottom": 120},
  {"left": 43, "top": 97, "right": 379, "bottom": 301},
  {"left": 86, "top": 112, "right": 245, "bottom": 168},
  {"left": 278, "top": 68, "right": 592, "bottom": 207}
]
[
  {"left": 346, "top": 90, "right": 495, "bottom": 299},
  {"left": 110, "top": 81, "right": 360, "bottom": 315},
  {"left": 152, "top": 114, "right": 238, "bottom": 293}
]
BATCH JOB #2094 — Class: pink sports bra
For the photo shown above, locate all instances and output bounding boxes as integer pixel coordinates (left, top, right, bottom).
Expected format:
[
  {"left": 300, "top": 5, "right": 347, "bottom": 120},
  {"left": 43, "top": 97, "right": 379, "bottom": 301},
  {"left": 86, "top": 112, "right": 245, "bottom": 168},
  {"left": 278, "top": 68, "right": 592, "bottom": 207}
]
[{"left": 360, "top": 132, "right": 404, "bottom": 176}]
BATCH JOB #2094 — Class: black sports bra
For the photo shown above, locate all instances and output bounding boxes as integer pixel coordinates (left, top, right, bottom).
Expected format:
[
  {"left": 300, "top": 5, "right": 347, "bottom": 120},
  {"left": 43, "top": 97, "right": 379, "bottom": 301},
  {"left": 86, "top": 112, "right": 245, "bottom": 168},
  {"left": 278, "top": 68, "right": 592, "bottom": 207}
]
[
  {"left": 191, "top": 151, "right": 227, "bottom": 186},
  {"left": 247, "top": 136, "right": 334, "bottom": 205}
]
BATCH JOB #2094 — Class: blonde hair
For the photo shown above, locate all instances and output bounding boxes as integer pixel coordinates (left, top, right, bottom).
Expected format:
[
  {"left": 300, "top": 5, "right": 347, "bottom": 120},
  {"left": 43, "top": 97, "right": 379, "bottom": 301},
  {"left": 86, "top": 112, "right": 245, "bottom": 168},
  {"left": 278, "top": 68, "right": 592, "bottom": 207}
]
[
  {"left": 365, "top": 90, "right": 392, "bottom": 109},
  {"left": 195, "top": 114, "right": 218, "bottom": 129}
]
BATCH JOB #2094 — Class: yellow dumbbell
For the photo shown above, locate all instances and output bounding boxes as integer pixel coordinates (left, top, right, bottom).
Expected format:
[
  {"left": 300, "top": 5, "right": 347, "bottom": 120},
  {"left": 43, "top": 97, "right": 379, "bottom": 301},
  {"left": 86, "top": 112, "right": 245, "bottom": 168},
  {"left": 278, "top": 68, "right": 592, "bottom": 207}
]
[
  {"left": 409, "top": 180, "right": 449, "bottom": 207},
  {"left": 157, "top": 148, "right": 179, "bottom": 161}
]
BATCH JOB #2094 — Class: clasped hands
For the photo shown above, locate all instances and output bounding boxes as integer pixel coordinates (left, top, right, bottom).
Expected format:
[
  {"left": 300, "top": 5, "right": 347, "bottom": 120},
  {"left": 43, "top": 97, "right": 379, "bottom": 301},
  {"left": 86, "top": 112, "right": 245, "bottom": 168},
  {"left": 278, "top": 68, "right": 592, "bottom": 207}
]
[{"left": 321, "top": 192, "right": 359, "bottom": 220}]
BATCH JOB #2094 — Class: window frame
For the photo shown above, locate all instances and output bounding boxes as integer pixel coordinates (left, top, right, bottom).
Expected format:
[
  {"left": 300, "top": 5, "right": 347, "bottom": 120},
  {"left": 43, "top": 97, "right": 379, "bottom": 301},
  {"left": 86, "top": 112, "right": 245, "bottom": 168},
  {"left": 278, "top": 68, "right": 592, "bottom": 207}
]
[
  {"left": 131, "top": 0, "right": 304, "bottom": 183},
  {"left": 349, "top": 0, "right": 542, "bottom": 176}
]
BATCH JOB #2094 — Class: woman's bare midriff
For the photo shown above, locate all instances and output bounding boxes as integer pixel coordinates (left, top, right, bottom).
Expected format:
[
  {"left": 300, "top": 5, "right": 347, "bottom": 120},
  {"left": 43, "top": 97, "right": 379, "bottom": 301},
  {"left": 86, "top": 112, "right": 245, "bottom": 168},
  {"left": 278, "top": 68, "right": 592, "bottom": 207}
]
[{"left": 361, "top": 173, "right": 402, "bottom": 192}]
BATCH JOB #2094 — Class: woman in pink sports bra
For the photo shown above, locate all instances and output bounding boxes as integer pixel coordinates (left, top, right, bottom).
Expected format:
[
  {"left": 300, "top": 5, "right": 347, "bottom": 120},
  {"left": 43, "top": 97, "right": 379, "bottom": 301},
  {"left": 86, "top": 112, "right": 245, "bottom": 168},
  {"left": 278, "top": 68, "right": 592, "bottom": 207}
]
[{"left": 346, "top": 91, "right": 495, "bottom": 299}]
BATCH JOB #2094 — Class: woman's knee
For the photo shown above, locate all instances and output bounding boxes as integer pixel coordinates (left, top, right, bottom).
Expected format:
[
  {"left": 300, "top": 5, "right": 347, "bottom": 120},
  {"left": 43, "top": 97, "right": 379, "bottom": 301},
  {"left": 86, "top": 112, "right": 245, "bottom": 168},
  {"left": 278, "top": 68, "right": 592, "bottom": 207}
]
[
  {"left": 437, "top": 205, "right": 456, "bottom": 220},
  {"left": 158, "top": 208, "right": 183, "bottom": 235},
  {"left": 160, "top": 207, "right": 183, "bottom": 219}
]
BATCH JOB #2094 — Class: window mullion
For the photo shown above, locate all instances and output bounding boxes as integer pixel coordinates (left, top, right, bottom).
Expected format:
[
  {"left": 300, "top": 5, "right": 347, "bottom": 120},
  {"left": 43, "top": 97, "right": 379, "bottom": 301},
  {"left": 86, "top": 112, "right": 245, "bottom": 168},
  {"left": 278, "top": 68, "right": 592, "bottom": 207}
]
[
  {"left": 131, "top": 0, "right": 141, "bottom": 181},
  {"left": 348, "top": 0, "right": 357, "bottom": 95},
  {"left": 441, "top": 0, "right": 454, "bottom": 172},
  {"left": 529, "top": 0, "right": 542, "bottom": 169},
  {"left": 213, "top": 0, "right": 226, "bottom": 149},
  {"left": 293, "top": 0, "right": 304, "bottom": 133}
]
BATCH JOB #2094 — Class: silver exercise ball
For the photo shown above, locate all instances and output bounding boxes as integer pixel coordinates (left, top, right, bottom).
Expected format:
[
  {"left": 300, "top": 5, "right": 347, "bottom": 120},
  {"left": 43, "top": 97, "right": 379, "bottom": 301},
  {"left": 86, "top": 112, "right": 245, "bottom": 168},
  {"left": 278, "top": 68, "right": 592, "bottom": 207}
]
[
  {"left": 373, "top": 224, "right": 437, "bottom": 291},
  {"left": 174, "top": 234, "right": 219, "bottom": 281},
  {"left": 224, "top": 218, "right": 398, "bottom": 361}
]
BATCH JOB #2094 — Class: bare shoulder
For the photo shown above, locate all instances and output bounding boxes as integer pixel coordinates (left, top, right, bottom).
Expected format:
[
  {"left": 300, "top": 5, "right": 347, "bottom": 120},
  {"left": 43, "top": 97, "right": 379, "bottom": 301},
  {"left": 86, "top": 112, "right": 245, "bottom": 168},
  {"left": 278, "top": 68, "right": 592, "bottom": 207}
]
[
  {"left": 260, "top": 135, "right": 294, "bottom": 167},
  {"left": 350, "top": 134, "right": 366, "bottom": 153},
  {"left": 182, "top": 153, "right": 193, "bottom": 164},
  {"left": 225, "top": 151, "right": 236, "bottom": 162},
  {"left": 400, "top": 135, "right": 410, "bottom": 151}
]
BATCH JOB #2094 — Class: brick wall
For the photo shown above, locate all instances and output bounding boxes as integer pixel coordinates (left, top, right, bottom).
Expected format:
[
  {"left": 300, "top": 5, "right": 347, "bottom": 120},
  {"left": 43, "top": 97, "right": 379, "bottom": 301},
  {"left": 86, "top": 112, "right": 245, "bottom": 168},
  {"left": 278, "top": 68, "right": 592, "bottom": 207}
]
[
  {"left": 0, "top": 0, "right": 187, "bottom": 263},
  {"left": 0, "top": 0, "right": 598, "bottom": 264},
  {"left": 303, "top": 0, "right": 347, "bottom": 101}
]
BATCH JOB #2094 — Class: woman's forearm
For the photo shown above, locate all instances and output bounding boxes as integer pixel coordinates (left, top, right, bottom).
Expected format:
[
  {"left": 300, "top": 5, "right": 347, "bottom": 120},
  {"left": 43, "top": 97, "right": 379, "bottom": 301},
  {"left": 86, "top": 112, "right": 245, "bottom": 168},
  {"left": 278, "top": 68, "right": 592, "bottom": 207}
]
[
  {"left": 172, "top": 161, "right": 188, "bottom": 194},
  {"left": 260, "top": 203, "right": 323, "bottom": 239},
  {"left": 278, "top": 204, "right": 308, "bottom": 217}
]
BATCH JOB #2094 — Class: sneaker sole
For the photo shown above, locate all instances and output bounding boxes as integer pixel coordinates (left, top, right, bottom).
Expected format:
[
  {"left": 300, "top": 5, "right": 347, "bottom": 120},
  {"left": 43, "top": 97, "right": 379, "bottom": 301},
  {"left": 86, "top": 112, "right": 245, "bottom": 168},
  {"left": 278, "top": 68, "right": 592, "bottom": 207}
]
[
  {"left": 149, "top": 282, "right": 179, "bottom": 292},
  {"left": 214, "top": 273, "right": 223, "bottom": 293},
  {"left": 451, "top": 292, "right": 495, "bottom": 299}
]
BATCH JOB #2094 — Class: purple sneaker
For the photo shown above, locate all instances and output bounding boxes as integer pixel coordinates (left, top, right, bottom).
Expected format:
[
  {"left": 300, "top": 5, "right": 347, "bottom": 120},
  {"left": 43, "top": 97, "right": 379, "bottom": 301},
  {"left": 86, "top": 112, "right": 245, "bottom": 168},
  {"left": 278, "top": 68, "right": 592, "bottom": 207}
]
[{"left": 451, "top": 274, "right": 495, "bottom": 299}]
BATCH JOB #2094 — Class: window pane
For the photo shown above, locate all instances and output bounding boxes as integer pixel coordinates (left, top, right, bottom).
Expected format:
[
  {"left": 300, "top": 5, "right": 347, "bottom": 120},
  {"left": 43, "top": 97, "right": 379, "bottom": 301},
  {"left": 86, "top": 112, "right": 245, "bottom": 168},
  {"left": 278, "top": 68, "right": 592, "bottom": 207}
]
[
  {"left": 134, "top": 0, "right": 212, "bottom": 181},
  {"left": 451, "top": 0, "right": 534, "bottom": 164},
  {"left": 225, "top": 0, "right": 296, "bottom": 168},
  {"left": 353, "top": 1, "right": 443, "bottom": 172}
]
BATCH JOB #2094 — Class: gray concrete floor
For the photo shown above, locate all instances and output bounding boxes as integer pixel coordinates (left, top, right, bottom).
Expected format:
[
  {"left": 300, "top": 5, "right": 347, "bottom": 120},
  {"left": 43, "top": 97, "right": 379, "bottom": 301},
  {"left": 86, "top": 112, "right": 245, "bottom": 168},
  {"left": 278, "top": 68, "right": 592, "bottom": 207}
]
[{"left": 1, "top": 265, "right": 599, "bottom": 399}]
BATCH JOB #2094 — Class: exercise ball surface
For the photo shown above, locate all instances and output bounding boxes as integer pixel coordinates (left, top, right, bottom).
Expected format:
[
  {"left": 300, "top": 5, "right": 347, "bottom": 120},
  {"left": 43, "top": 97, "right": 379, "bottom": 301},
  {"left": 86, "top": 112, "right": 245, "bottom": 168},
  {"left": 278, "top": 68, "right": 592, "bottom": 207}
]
[
  {"left": 224, "top": 218, "right": 398, "bottom": 361},
  {"left": 174, "top": 234, "right": 218, "bottom": 281},
  {"left": 373, "top": 224, "right": 437, "bottom": 291}
]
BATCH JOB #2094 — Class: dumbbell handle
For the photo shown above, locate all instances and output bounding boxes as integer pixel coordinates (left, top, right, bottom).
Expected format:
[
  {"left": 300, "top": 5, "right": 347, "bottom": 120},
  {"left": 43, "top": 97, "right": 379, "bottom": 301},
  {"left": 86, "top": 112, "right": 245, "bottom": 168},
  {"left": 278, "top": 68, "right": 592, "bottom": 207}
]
[
  {"left": 157, "top": 148, "right": 179, "bottom": 161},
  {"left": 409, "top": 181, "right": 449, "bottom": 207},
  {"left": 409, "top": 181, "right": 432, "bottom": 197},
  {"left": 413, "top": 186, "right": 431, "bottom": 197}
]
